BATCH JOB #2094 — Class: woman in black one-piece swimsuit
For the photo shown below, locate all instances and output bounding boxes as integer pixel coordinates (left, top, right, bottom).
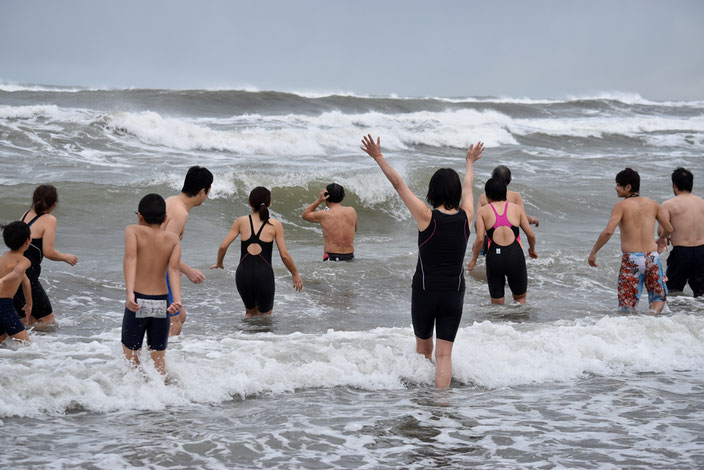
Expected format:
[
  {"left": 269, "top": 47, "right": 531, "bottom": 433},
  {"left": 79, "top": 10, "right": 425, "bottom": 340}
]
[
  {"left": 13, "top": 185, "right": 78, "bottom": 326},
  {"left": 211, "top": 187, "right": 302, "bottom": 316}
]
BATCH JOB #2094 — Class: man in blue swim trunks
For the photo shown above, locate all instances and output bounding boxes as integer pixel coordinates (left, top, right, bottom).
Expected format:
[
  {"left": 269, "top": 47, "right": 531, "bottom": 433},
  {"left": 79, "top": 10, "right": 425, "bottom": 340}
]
[
  {"left": 122, "top": 194, "right": 181, "bottom": 375},
  {"left": 588, "top": 168, "right": 673, "bottom": 313}
]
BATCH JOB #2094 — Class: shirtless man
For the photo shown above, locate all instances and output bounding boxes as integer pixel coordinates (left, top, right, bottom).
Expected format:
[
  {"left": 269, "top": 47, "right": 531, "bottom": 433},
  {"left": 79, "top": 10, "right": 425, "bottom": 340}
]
[
  {"left": 476, "top": 166, "right": 539, "bottom": 226},
  {"left": 301, "top": 183, "right": 358, "bottom": 261},
  {"left": 164, "top": 166, "right": 212, "bottom": 334},
  {"left": 588, "top": 168, "right": 673, "bottom": 313},
  {"left": 0, "top": 221, "right": 32, "bottom": 344},
  {"left": 658, "top": 168, "right": 704, "bottom": 297},
  {"left": 122, "top": 194, "right": 181, "bottom": 375}
]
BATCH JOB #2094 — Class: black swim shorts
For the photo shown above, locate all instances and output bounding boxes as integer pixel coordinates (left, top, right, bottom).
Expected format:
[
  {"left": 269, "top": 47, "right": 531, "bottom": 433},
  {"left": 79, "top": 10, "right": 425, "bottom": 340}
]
[
  {"left": 121, "top": 292, "right": 170, "bottom": 351},
  {"left": 666, "top": 244, "right": 704, "bottom": 297},
  {"left": 0, "top": 297, "right": 26, "bottom": 337}
]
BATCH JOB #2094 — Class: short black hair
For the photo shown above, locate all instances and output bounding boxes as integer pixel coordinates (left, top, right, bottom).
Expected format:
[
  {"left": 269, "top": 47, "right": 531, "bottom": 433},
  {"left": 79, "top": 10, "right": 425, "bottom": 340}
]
[
  {"left": 426, "top": 168, "right": 461, "bottom": 210},
  {"left": 138, "top": 193, "right": 167, "bottom": 225},
  {"left": 615, "top": 168, "right": 640, "bottom": 193},
  {"left": 485, "top": 177, "right": 507, "bottom": 202},
  {"left": 2, "top": 221, "right": 31, "bottom": 251},
  {"left": 491, "top": 165, "right": 512, "bottom": 186},
  {"left": 181, "top": 166, "right": 213, "bottom": 197},
  {"left": 672, "top": 167, "right": 693, "bottom": 192},
  {"left": 326, "top": 183, "right": 345, "bottom": 203}
]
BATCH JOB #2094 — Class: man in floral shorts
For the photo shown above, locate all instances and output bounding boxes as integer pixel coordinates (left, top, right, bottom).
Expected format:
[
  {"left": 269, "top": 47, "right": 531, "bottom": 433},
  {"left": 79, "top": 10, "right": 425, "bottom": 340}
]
[{"left": 588, "top": 168, "right": 673, "bottom": 313}]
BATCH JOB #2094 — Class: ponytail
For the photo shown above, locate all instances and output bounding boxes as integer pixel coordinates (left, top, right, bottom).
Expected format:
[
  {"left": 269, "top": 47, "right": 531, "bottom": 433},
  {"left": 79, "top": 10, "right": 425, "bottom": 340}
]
[
  {"left": 249, "top": 187, "right": 271, "bottom": 225},
  {"left": 32, "top": 184, "right": 58, "bottom": 215}
]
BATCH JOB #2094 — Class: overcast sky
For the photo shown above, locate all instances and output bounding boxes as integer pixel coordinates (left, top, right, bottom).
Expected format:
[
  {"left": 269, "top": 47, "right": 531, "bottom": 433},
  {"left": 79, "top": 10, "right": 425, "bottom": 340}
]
[{"left": 1, "top": 0, "right": 703, "bottom": 100}]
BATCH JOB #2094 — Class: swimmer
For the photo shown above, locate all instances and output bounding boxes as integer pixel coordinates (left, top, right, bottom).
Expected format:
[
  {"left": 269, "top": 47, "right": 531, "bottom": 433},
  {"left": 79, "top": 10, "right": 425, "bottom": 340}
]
[
  {"left": 122, "top": 194, "right": 181, "bottom": 375},
  {"left": 468, "top": 178, "right": 537, "bottom": 304},
  {"left": 361, "top": 134, "right": 483, "bottom": 389},
  {"left": 211, "top": 187, "right": 302, "bottom": 317},
  {"left": 0, "top": 221, "right": 32, "bottom": 344},
  {"left": 301, "top": 183, "right": 358, "bottom": 261},
  {"left": 588, "top": 168, "right": 672, "bottom": 313},
  {"left": 13, "top": 185, "right": 78, "bottom": 327},
  {"left": 658, "top": 168, "right": 704, "bottom": 297},
  {"left": 164, "top": 166, "right": 213, "bottom": 335}
]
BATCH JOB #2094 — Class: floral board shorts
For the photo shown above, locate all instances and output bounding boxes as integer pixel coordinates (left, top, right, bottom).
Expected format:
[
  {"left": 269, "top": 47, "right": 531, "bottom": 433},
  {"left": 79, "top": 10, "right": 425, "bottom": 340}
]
[{"left": 618, "top": 251, "right": 667, "bottom": 310}]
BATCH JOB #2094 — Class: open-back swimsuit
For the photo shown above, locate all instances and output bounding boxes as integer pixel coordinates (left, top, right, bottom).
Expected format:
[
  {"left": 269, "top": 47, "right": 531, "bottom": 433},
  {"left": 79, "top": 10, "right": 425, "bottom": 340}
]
[
  {"left": 485, "top": 202, "right": 527, "bottom": 299},
  {"left": 235, "top": 215, "right": 275, "bottom": 312}
]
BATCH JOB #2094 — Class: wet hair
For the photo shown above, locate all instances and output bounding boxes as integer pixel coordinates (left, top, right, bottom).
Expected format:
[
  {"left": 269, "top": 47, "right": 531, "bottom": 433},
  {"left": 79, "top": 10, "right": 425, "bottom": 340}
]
[
  {"left": 181, "top": 166, "right": 213, "bottom": 197},
  {"left": 32, "top": 184, "right": 58, "bottom": 215},
  {"left": 491, "top": 165, "right": 512, "bottom": 186},
  {"left": 2, "top": 221, "right": 31, "bottom": 251},
  {"left": 615, "top": 168, "right": 640, "bottom": 193},
  {"left": 249, "top": 186, "right": 272, "bottom": 225},
  {"left": 138, "top": 193, "right": 167, "bottom": 225},
  {"left": 325, "top": 183, "right": 345, "bottom": 203},
  {"left": 672, "top": 167, "right": 693, "bottom": 192},
  {"left": 485, "top": 177, "right": 508, "bottom": 202},
  {"left": 426, "top": 168, "right": 461, "bottom": 210}
]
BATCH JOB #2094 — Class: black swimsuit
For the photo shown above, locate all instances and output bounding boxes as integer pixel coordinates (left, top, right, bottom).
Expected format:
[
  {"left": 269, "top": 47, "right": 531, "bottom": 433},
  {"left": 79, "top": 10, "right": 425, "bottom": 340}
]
[
  {"left": 235, "top": 215, "right": 275, "bottom": 312},
  {"left": 13, "top": 211, "right": 54, "bottom": 319},
  {"left": 411, "top": 209, "right": 469, "bottom": 342}
]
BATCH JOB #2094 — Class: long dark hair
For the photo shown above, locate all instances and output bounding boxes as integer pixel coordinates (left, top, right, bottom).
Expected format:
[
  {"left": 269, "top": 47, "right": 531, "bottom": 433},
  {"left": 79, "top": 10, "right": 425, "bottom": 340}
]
[
  {"left": 32, "top": 184, "right": 58, "bottom": 215},
  {"left": 249, "top": 186, "right": 272, "bottom": 225}
]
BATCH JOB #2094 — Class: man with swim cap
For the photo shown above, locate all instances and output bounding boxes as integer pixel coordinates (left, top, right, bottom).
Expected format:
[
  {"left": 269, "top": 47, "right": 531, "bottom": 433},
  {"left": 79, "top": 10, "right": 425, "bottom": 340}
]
[
  {"left": 302, "top": 183, "right": 357, "bottom": 261},
  {"left": 588, "top": 168, "right": 672, "bottom": 313},
  {"left": 658, "top": 168, "right": 704, "bottom": 297}
]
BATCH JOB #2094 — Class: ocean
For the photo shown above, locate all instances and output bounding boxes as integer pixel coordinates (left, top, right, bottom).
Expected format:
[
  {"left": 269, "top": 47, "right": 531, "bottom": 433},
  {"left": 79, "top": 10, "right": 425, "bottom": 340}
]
[{"left": 1, "top": 85, "right": 703, "bottom": 469}]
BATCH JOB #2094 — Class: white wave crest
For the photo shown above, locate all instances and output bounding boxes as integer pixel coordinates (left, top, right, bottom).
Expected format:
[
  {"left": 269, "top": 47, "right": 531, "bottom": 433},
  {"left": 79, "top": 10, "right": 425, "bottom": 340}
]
[
  {"left": 0, "top": 104, "right": 62, "bottom": 119},
  {"left": 1, "top": 314, "right": 702, "bottom": 417}
]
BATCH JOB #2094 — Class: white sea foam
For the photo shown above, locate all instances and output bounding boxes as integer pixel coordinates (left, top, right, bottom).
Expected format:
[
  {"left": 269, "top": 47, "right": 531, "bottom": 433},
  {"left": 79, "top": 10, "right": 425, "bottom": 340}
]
[{"left": 1, "top": 314, "right": 702, "bottom": 417}]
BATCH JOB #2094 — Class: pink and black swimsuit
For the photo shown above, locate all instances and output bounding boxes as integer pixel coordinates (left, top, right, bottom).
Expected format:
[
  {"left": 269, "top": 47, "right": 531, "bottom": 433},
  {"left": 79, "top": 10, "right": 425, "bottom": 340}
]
[{"left": 484, "top": 202, "right": 527, "bottom": 300}]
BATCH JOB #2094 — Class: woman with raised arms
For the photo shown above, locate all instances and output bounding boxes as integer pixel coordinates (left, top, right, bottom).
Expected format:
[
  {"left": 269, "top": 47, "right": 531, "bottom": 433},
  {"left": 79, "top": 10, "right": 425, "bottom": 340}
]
[{"left": 361, "top": 134, "right": 483, "bottom": 388}]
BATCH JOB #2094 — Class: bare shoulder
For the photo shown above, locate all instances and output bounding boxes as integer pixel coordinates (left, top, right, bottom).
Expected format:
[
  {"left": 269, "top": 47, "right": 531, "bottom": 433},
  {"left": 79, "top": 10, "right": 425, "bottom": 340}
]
[
  {"left": 508, "top": 190, "right": 523, "bottom": 203},
  {"left": 478, "top": 194, "right": 488, "bottom": 206}
]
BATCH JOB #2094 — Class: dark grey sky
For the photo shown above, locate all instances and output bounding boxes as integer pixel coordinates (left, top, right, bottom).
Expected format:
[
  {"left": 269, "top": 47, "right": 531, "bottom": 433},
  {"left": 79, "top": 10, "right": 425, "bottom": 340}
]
[{"left": 1, "top": 0, "right": 703, "bottom": 99}]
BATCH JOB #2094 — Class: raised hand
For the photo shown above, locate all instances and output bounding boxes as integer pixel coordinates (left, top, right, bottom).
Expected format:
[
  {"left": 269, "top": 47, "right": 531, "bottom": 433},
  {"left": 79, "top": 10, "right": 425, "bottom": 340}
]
[
  {"left": 361, "top": 134, "right": 383, "bottom": 160},
  {"left": 318, "top": 189, "right": 330, "bottom": 202},
  {"left": 466, "top": 142, "right": 485, "bottom": 163}
]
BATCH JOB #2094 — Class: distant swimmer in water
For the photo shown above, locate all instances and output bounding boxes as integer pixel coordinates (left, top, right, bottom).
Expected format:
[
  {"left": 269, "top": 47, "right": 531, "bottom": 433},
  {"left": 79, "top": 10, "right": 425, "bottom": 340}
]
[
  {"left": 211, "top": 187, "right": 303, "bottom": 317},
  {"left": 164, "top": 166, "right": 213, "bottom": 336},
  {"left": 0, "top": 222, "right": 33, "bottom": 344},
  {"left": 13, "top": 185, "right": 78, "bottom": 327},
  {"left": 121, "top": 194, "right": 181, "bottom": 376},
  {"left": 468, "top": 178, "right": 537, "bottom": 304},
  {"left": 361, "top": 134, "right": 482, "bottom": 389},
  {"left": 588, "top": 168, "right": 672, "bottom": 314},
  {"left": 301, "top": 183, "right": 358, "bottom": 261},
  {"left": 657, "top": 168, "right": 704, "bottom": 297}
]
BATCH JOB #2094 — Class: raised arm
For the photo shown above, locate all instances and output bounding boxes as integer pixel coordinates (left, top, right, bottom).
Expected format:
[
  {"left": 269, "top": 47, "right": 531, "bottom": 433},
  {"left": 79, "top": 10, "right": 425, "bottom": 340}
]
[
  {"left": 273, "top": 220, "right": 303, "bottom": 292},
  {"left": 301, "top": 190, "right": 329, "bottom": 223},
  {"left": 123, "top": 227, "right": 139, "bottom": 311},
  {"left": 361, "top": 134, "right": 431, "bottom": 230},
  {"left": 211, "top": 219, "right": 241, "bottom": 269},
  {"left": 588, "top": 204, "right": 623, "bottom": 267},
  {"left": 42, "top": 216, "right": 78, "bottom": 265},
  {"left": 460, "top": 142, "right": 484, "bottom": 220}
]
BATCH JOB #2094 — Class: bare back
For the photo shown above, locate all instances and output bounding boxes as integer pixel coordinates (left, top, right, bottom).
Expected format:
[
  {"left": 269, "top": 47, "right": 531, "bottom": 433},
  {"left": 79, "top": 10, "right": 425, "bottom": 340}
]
[
  {"left": 478, "top": 201, "right": 523, "bottom": 246},
  {"left": 164, "top": 196, "right": 189, "bottom": 239},
  {"left": 477, "top": 190, "right": 523, "bottom": 210},
  {"left": 0, "top": 252, "right": 30, "bottom": 298},
  {"left": 618, "top": 197, "right": 660, "bottom": 253},
  {"left": 128, "top": 225, "right": 180, "bottom": 294},
  {"left": 318, "top": 206, "right": 357, "bottom": 253},
  {"left": 662, "top": 193, "right": 704, "bottom": 247}
]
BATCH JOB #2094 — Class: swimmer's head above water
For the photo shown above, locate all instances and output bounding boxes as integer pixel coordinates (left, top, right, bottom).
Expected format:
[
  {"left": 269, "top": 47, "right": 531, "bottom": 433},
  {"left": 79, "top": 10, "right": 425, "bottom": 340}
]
[
  {"left": 485, "top": 177, "right": 508, "bottom": 203},
  {"left": 1, "top": 220, "right": 31, "bottom": 251},
  {"left": 491, "top": 165, "right": 512, "bottom": 186},
  {"left": 32, "top": 184, "right": 58, "bottom": 215},
  {"left": 325, "top": 183, "right": 345, "bottom": 204},
  {"left": 137, "top": 193, "right": 167, "bottom": 225},
  {"left": 249, "top": 186, "right": 272, "bottom": 224}
]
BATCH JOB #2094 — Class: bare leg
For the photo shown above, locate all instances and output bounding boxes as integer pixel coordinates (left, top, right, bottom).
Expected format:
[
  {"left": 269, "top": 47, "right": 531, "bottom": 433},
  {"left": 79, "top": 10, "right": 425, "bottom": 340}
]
[
  {"left": 244, "top": 307, "right": 272, "bottom": 317},
  {"left": 122, "top": 345, "right": 140, "bottom": 367},
  {"left": 34, "top": 312, "right": 56, "bottom": 325},
  {"left": 491, "top": 297, "right": 505, "bottom": 305},
  {"left": 512, "top": 293, "right": 527, "bottom": 304},
  {"left": 435, "top": 339, "right": 454, "bottom": 389},
  {"left": 150, "top": 349, "right": 166, "bottom": 375},
  {"left": 0, "top": 328, "right": 30, "bottom": 344},
  {"left": 649, "top": 300, "right": 665, "bottom": 314},
  {"left": 415, "top": 336, "right": 433, "bottom": 360}
]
